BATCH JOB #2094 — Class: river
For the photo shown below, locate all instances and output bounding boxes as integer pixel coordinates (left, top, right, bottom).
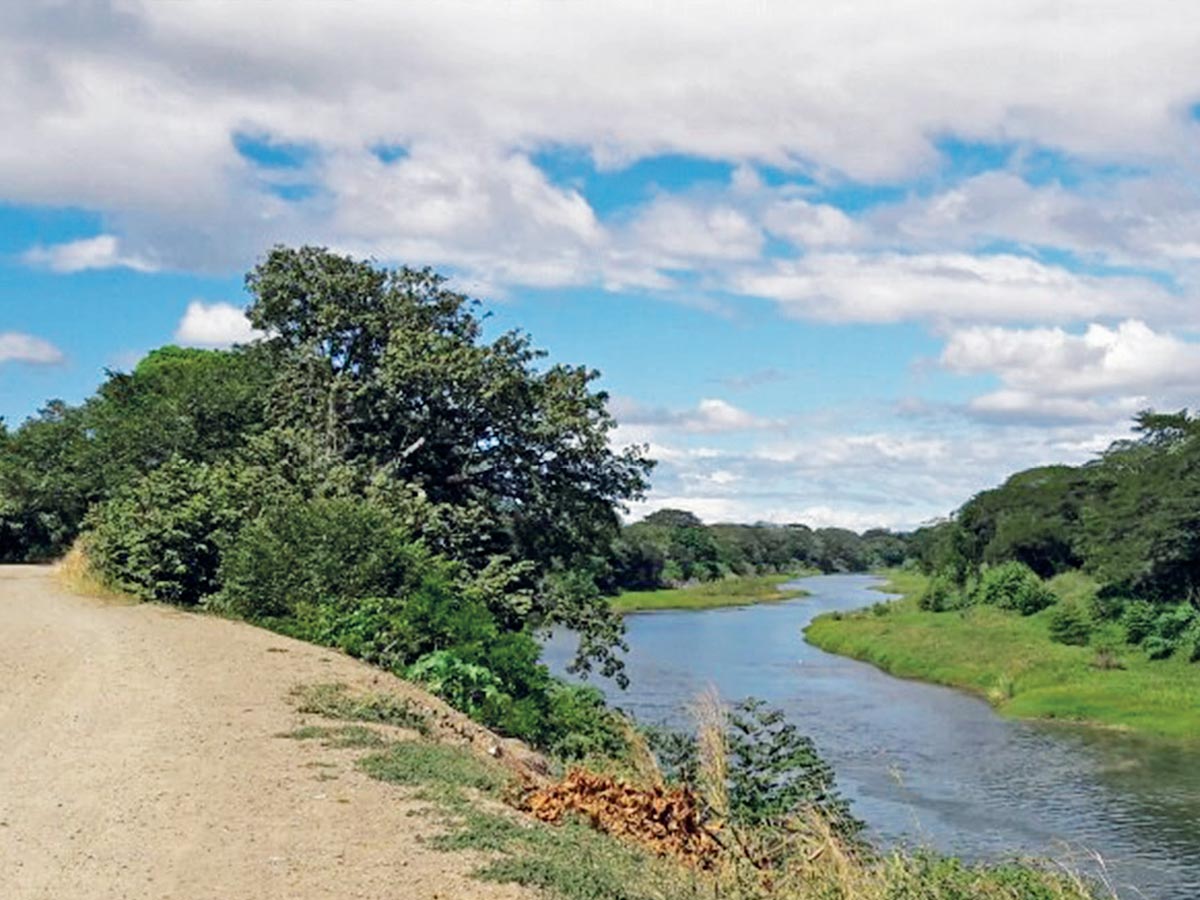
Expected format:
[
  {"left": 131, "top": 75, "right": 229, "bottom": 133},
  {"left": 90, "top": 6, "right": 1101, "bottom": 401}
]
[{"left": 541, "top": 574, "right": 1200, "bottom": 900}]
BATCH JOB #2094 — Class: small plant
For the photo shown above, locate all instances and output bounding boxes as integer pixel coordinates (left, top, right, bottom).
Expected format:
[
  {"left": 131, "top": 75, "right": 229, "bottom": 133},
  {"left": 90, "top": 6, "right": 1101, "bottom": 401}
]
[
  {"left": 987, "top": 673, "right": 1016, "bottom": 703},
  {"left": 291, "top": 682, "right": 429, "bottom": 734},
  {"left": 1090, "top": 643, "right": 1126, "bottom": 670},
  {"left": 407, "top": 650, "right": 506, "bottom": 720},
  {"left": 1048, "top": 601, "right": 1093, "bottom": 646}
]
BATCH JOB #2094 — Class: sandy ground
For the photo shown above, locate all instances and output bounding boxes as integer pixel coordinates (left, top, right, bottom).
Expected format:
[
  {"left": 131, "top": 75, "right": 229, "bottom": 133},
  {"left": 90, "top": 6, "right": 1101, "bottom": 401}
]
[{"left": 0, "top": 565, "right": 535, "bottom": 900}]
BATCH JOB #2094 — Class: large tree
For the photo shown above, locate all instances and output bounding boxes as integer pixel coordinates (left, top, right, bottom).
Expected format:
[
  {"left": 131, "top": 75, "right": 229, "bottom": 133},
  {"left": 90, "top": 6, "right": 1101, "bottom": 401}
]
[{"left": 245, "top": 246, "right": 653, "bottom": 674}]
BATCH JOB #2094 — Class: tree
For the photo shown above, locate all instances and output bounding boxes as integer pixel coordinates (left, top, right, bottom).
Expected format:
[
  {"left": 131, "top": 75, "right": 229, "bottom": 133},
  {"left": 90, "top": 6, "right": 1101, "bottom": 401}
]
[{"left": 244, "top": 246, "right": 653, "bottom": 672}]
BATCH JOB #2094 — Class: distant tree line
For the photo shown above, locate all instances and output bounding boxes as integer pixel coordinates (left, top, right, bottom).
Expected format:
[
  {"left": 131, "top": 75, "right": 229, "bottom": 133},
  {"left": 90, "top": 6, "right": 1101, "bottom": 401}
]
[{"left": 602, "top": 508, "right": 909, "bottom": 593}]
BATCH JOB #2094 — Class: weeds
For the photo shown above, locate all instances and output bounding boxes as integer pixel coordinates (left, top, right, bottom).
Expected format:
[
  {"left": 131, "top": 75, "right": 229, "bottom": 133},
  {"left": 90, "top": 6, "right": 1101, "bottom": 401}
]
[{"left": 290, "top": 682, "right": 429, "bottom": 734}]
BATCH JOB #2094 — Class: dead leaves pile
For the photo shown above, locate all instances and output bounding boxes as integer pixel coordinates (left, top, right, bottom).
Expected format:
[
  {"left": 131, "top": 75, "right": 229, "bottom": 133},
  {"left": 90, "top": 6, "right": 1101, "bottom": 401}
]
[{"left": 524, "top": 768, "right": 722, "bottom": 867}]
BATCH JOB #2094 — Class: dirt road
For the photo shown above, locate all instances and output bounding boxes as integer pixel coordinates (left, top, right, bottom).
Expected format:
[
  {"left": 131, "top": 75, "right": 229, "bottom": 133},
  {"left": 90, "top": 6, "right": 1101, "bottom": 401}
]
[{"left": 0, "top": 565, "right": 533, "bottom": 900}]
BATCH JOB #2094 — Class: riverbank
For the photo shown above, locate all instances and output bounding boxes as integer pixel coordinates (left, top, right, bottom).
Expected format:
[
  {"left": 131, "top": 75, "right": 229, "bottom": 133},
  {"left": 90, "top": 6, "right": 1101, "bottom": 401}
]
[
  {"left": 609, "top": 572, "right": 810, "bottom": 613},
  {"left": 805, "top": 569, "right": 1200, "bottom": 742}
]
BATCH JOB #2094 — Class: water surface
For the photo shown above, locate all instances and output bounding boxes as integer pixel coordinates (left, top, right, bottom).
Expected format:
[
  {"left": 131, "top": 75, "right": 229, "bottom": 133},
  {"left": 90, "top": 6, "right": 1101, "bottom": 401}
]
[{"left": 542, "top": 574, "right": 1200, "bottom": 899}]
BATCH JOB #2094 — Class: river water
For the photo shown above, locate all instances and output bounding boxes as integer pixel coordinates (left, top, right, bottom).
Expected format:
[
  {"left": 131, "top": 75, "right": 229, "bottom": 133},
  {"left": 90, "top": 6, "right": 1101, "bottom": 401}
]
[{"left": 541, "top": 574, "right": 1200, "bottom": 900}]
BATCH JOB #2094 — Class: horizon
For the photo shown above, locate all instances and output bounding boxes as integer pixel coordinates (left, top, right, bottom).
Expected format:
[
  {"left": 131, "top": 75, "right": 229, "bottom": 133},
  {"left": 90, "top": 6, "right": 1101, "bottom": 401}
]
[{"left": 4, "top": 3, "right": 1198, "bottom": 530}]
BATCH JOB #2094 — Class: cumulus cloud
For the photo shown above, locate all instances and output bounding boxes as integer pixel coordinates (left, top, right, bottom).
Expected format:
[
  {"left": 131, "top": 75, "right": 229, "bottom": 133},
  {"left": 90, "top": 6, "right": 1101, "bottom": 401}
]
[
  {"left": 22, "top": 235, "right": 157, "bottom": 273},
  {"left": 4, "top": 1, "right": 1200, "bottom": 291},
  {"left": 174, "top": 301, "right": 262, "bottom": 348},
  {"left": 0, "top": 332, "right": 64, "bottom": 365},
  {"left": 941, "top": 319, "right": 1200, "bottom": 423}
]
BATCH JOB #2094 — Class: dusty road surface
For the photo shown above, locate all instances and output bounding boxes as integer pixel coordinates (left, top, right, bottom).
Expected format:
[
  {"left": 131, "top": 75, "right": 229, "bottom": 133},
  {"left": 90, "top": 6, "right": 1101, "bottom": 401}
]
[{"left": 0, "top": 565, "right": 535, "bottom": 900}]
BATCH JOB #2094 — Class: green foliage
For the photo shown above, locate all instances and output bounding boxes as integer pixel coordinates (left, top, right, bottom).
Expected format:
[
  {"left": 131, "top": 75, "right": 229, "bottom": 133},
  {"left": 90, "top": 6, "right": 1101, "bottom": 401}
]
[
  {"left": 1140, "top": 603, "right": 1199, "bottom": 660},
  {"left": 725, "top": 698, "right": 858, "bottom": 832},
  {"left": 646, "top": 698, "right": 859, "bottom": 836},
  {"left": 217, "top": 495, "right": 429, "bottom": 619},
  {"left": 542, "top": 681, "right": 629, "bottom": 761},
  {"left": 1122, "top": 600, "right": 1157, "bottom": 645},
  {"left": 608, "top": 510, "right": 908, "bottom": 599},
  {"left": 973, "top": 562, "right": 1056, "bottom": 615},
  {"left": 1047, "top": 602, "right": 1092, "bottom": 646},
  {"left": 408, "top": 650, "right": 506, "bottom": 719},
  {"left": 86, "top": 457, "right": 252, "bottom": 604},
  {"left": 0, "top": 347, "right": 271, "bottom": 562},
  {"left": 918, "top": 575, "right": 958, "bottom": 612}
]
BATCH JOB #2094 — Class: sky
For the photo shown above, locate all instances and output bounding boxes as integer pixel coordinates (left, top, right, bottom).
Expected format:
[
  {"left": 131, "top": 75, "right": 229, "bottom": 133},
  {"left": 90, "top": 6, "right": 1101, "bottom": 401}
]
[{"left": 4, "top": 1, "right": 1200, "bottom": 530}]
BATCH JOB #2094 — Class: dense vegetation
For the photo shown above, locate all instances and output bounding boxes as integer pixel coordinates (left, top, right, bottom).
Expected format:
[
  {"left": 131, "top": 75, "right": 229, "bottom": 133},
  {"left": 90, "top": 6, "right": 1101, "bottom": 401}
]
[{"left": 906, "top": 410, "right": 1200, "bottom": 668}]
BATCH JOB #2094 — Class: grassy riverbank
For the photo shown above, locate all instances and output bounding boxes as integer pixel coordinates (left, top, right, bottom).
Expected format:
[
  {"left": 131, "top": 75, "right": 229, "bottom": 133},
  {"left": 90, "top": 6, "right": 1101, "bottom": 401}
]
[
  {"left": 610, "top": 572, "right": 811, "bottom": 613},
  {"left": 806, "top": 569, "right": 1200, "bottom": 742}
]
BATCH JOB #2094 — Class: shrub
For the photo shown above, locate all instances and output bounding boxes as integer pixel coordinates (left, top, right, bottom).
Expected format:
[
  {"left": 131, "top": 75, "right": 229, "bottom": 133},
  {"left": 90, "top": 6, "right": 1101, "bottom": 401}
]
[
  {"left": 647, "top": 698, "right": 860, "bottom": 837},
  {"left": 542, "top": 682, "right": 629, "bottom": 761},
  {"left": 217, "top": 495, "right": 429, "bottom": 619},
  {"left": 1144, "top": 635, "right": 1176, "bottom": 660},
  {"left": 1122, "top": 600, "right": 1157, "bottom": 645},
  {"left": 918, "top": 575, "right": 957, "bottom": 612},
  {"left": 408, "top": 650, "right": 506, "bottom": 719},
  {"left": 1048, "top": 602, "right": 1092, "bottom": 646},
  {"left": 86, "top": 457, "right": 251, "bottom": 604},
  {"left": 973, "top": 562, "right": 1056, "bottom": 615},
  {"left": 1089, "top": 585, "right": 1130, "bottom": 622},
  {"left": 1139, "top": 603, "right": 1199, "bottom": 661}
]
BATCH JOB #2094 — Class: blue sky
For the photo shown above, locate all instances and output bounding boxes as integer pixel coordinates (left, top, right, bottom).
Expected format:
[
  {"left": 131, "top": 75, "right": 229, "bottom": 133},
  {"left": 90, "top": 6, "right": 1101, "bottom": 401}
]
[{"left": 5, "top": 2, "right": 1200, "bottom": 529}]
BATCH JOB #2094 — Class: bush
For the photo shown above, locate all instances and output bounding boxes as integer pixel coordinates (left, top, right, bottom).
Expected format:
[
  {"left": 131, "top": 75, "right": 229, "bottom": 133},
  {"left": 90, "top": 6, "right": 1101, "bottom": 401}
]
[
  {"left": 1048, "top": 602, "right": 1092, "bottom": 646},
  {"left": 1089, "top": 585, "right": 1129, "bottom": 622},
  {"left": 217, "top": 495, "right": 429, "bottom": 619},
  {"left": 1139, "top": 603, "right": 1199, "bottom": 661},
  {"left": 918, "top": 575, "right": 957, "bottom": 612},
  {"left": 86, "top": 457, "right": 251, "bottom": 604},
  {"left": 973, "top": 562, "right": 1056, "bottom": 615},
  {"left": 408, "top": 650, "right": 506, "bottom": 720},
  {"left": 542, "top": 682, "right": 629, "bottom": 761},
  {"left": 1122, "top": 600, "right": 1157, "bottom": 645},
  {"left": 647, "top": 698, "right": 860, "bottom": 837}
]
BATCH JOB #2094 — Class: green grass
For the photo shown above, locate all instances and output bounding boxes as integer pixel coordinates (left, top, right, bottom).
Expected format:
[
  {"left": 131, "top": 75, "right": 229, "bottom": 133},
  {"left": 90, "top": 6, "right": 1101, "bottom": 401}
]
[
  {"left": 610, "top": 572, "right": 813, "bottom": 613},
  {"left": 806, "top": 568, "right": 1200, "bottom": 742}
]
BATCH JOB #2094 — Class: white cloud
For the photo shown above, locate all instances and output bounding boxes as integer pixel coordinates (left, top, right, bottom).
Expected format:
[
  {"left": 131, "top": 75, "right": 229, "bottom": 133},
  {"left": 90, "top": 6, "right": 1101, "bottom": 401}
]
[
  {"left": 732, "top": 252, "right": 1171, "bottom": 324},
  {"left": 174, "top": 301, "right": 262, "bottom": 348},
  {"left": 0, "top": 332, "right": 64, "bottom": 365},
  {"left": 22, "top": 235, "right": 157, "bottom": 273},
  {"left": 940, "top": 319, "right": 1200, "bottom": 423},
  {"left": 611, "top": 396, "right": 779, "bottom": 434},
  {"left": 619, "top": 420, "right": 1131, "bottom": 529},
  {"left": 4, "top": 2, "right": 1200, "bottom": 291}
]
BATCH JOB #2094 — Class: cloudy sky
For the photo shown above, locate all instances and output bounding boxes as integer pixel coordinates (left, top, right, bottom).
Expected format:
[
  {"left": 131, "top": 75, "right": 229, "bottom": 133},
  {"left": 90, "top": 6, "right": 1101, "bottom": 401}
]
[{"left": 4, "top": 1, "right": 1200, "bottom": 529}]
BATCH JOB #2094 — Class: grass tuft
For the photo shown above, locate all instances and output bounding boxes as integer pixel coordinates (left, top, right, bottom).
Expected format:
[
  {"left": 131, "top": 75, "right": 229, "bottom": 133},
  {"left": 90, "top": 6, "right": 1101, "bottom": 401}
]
[{"left": 290, "top": 682, "right": 429, "bottom": 735}]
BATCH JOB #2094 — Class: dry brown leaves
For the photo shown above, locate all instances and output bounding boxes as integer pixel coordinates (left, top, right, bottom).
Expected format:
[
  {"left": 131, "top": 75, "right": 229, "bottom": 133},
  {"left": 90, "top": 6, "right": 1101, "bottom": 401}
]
[{"left": 524, "top": 768, "right": 723, "bottom": 867}]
